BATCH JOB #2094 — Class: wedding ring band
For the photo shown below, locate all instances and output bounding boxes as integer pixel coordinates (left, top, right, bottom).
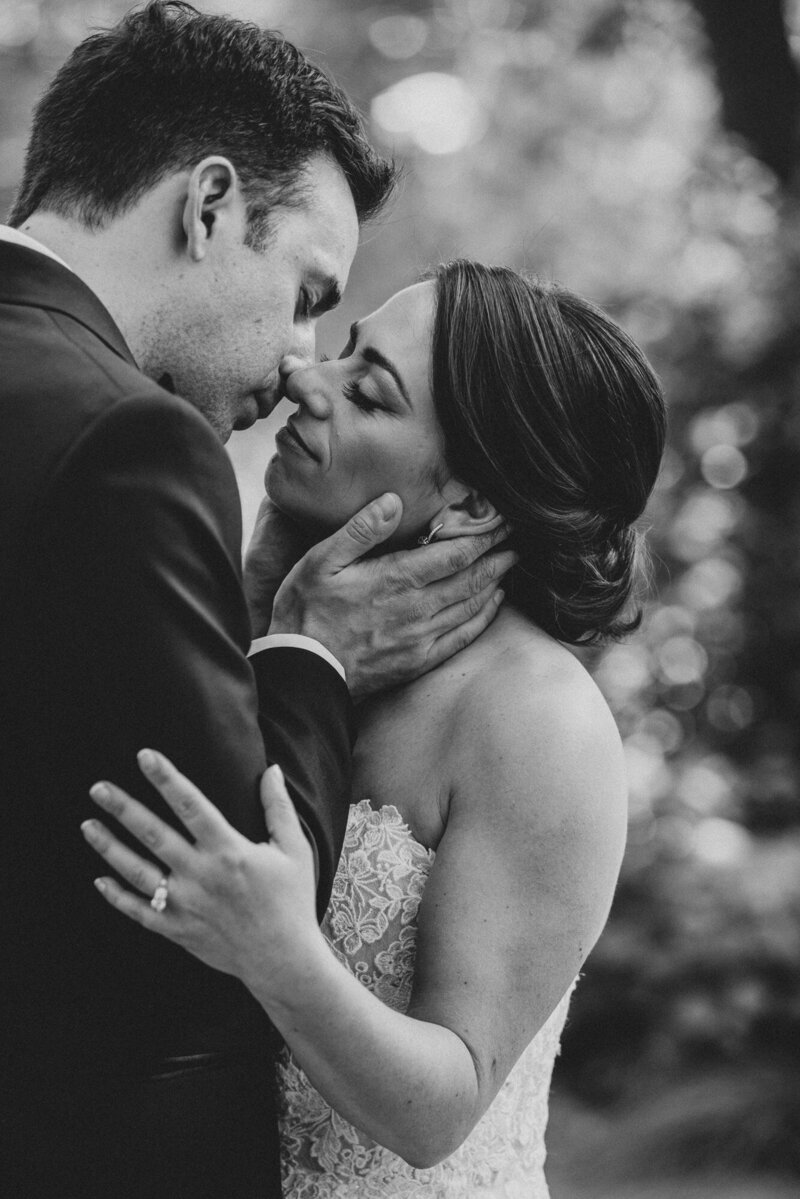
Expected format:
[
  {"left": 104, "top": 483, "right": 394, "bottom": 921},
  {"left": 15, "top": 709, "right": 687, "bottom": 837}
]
[{"left": 150, "top": 876, "right": 169, "bottom": 913}]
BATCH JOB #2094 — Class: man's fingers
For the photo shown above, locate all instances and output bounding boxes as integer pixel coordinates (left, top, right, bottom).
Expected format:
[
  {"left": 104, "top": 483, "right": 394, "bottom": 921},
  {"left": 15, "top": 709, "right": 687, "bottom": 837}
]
[
  {"left": 391, "top": 530, "right": 516, "bottom": 590},
  {"left": 315, "top": 493, "right": 403, "bottom": 572},
  {"left": 402, "top": 547, "right": 517, "bottom": 615},
  {"left": 136, "top": 749, "right": 231, "bottom": 848},
  {"left": 428, "top": 589, "right": 505, "bottom": 668},
  {"left": 424, "top": 578, "right": 503, "bottom": 636},
  {"left": 259, "top": 765, "right": 307, "bottom": 855}
]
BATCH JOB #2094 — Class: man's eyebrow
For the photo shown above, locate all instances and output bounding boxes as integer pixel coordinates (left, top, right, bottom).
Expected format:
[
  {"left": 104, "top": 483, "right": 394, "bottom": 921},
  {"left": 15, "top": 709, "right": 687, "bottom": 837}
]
[
  {"left": 313, "top": 277, "right": 342, "bottom": 315},
  {"left": 349, "top": 321, "right": 412, "bottom": 409}
]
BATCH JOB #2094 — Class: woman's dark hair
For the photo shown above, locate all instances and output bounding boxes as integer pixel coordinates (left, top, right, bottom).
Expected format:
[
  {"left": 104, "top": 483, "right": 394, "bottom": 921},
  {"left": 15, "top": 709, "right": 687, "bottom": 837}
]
[
  {"left": 10, "top": 1, "right": 395, "bottom": 238},
  {"left": 430, "top": 260, "right": 666, "bottom": 645}
]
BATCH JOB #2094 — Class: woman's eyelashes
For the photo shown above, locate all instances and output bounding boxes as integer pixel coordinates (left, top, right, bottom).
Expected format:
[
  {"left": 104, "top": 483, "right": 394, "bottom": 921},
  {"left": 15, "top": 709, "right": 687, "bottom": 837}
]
[
  {"left": 342, "top": 379, "right": 382, "bottom": 414},
  {"left": 318, "top": 341, "right": 387, "bottom": 414}
]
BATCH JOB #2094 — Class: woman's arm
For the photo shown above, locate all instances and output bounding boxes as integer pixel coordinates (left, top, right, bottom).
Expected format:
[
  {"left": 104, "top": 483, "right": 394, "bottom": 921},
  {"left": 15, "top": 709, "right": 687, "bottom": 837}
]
[
  {"left": 262, "top": 667, "right": 628, "bottom": 1165},
  {"left": 84, "top": 665, "right": 626, "bottom": 1166},
  {"left": 83, "top": 753, "right": 479, "bottom": 1166}
]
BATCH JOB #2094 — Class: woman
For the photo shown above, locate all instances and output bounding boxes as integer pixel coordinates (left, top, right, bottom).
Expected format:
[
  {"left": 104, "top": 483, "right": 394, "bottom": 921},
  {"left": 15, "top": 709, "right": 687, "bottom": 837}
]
[{"left": 82, "top": 260, "right": 665, "bottom": 1197}]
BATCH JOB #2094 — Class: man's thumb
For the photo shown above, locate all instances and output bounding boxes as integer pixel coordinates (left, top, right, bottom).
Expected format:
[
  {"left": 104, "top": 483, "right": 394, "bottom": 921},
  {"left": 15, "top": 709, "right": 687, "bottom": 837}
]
[{"left": 320, "top": 493, "right": 403, "bottom": 571}]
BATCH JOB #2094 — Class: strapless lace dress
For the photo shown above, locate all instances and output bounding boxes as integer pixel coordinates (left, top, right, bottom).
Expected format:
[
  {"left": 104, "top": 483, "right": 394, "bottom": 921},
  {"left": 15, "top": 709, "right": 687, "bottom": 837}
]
[{"left": 277, "top": 800, "right": 574, "bottom": 1199}]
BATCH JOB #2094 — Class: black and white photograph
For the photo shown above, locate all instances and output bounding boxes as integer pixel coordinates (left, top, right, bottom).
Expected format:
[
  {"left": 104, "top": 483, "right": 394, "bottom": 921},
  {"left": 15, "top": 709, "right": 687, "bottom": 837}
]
[{"left": 1, "top": 3, "right": 798, "bottom": 1197}]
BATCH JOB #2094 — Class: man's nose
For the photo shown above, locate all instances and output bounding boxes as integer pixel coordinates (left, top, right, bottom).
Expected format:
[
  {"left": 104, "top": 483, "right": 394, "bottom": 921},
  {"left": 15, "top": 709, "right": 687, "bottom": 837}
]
[
  {"left": 291, "top": 321, "right": 315, "bottom": 366},
  {"left": 278, "top": 356, "right": 332, "bottom": 418}
]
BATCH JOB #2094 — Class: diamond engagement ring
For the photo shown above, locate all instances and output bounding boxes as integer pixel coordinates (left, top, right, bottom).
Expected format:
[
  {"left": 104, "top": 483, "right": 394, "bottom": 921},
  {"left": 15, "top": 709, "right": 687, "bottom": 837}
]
[{"left": 150, "top": 876, "right": 169, "bottom": 913}]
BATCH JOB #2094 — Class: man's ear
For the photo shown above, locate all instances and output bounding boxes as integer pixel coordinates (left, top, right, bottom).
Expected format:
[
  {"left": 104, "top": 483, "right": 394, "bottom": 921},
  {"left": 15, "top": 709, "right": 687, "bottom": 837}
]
[
  {"left": 432, "top": 479, "right": 503, "bottom": 539},
  {"left": 182, "top": 156, "right": 244, "bottom": 262}
]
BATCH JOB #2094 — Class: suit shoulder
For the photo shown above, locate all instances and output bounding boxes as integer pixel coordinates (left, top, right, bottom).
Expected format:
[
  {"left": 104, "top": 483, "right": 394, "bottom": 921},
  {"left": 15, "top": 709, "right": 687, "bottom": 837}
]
[
  {"left": 1, "top": 301, "right": 154, "bottom": 419},
  {"left": 0, "top": 305, "right": 235, "bottom": 601},
  {"left": 1, "top": 298, "right": 227, "bottom": 480}
]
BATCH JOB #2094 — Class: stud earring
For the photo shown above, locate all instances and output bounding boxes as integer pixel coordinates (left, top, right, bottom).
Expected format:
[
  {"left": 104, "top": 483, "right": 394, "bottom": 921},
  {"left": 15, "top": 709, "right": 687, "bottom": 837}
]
[{"left": 417, "top": 522, "right": 444, "bottom": 547}]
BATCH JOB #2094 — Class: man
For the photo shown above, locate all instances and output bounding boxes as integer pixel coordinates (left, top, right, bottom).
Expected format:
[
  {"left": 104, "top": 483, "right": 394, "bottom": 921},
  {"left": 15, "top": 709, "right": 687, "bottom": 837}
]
[{"left": 0, "top": 4, "right": 511, "bottom": 1197}]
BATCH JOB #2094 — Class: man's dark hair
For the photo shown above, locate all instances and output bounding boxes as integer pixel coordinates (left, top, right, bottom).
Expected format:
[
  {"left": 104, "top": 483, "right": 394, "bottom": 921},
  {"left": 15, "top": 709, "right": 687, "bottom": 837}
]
[{"left": 9, "top": 0, "right": 395, "bottom": 241}]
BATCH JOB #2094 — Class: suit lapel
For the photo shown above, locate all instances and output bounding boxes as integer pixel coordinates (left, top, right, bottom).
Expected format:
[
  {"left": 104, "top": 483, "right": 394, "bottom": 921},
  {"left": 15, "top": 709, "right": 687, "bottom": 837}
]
[{"left": 0, "top": 241, "right": 137, "bottom": 368}]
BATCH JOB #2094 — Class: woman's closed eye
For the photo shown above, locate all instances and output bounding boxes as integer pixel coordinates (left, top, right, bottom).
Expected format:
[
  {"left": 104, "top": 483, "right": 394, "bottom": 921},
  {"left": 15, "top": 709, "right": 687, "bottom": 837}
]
[{"left": 342, "top": 379, "right": 384, "bottom": 414}]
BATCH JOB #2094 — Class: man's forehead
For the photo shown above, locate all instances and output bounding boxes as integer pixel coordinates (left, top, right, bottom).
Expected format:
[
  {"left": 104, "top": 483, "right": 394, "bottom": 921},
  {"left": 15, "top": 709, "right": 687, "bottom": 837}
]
[
  {"left": 299, "top": 155, "right": 360, "bottom": 266},
  {"left": 303, "top": 232, "right": 355, "bottom": 299}
]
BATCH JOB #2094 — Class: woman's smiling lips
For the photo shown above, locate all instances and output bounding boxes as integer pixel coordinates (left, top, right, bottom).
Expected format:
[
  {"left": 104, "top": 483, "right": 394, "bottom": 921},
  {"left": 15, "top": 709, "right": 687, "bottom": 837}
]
[{"left": 276, "top": 420, "right": 318, "bottom": 460}]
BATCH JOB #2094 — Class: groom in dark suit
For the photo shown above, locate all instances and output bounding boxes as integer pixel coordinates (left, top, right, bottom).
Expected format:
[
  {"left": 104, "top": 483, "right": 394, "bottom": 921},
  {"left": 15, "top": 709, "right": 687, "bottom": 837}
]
[{"left": 0, "top": 5, "right": 512, "bottom": 1197}]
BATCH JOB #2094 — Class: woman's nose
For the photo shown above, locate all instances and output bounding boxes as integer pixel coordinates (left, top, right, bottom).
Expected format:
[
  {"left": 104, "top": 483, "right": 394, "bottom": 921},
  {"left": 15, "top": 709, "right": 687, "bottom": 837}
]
[
  {"left": 278, "top": 356, "right": 332, "bottom": 418},
  {"left": 279, "top": 355, "right": 308, "bottom": 386}
]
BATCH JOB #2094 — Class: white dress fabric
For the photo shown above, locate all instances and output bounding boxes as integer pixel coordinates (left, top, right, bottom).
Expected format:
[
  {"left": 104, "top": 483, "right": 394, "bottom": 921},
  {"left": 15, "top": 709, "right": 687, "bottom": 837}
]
[{"left": 278, "top": 800, "right": 574, "bottom": 1199}]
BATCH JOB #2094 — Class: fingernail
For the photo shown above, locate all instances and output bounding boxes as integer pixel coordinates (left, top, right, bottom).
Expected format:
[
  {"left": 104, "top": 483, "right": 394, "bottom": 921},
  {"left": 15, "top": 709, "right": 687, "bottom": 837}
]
[
  {"left": 494, "top": 589, "right": 505, "bottom": 606},
  {"left": 90, "top": 782, "right": 110, "bottom": 804},
  {"left": 375, "top": 493, "right": 399, "bottom": 521},
  {"left": 267, "top": 763, "right": 284, "bottom": 784},
  {"left": 94, "top": 878, "right": 107, "bottom": 894},
  {"left": 80, "top": 819, "right": 96, "bottom": 835},
  {"left": 138, "top": 748, "right": 157, "bottom": 772}
]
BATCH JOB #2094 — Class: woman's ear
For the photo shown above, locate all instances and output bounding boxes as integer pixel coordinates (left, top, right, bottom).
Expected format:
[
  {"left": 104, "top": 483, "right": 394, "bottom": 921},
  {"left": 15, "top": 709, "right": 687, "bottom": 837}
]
[
  {"left": 431, "top": 480, "right": 503, "bottom": 540},
  {"left": 182, "top": 156, "right": 243, "bottom": 262}
]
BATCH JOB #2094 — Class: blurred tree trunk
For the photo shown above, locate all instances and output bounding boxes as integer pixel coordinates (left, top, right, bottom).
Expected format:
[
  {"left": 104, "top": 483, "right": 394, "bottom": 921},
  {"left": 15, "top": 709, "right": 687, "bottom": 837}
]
[
  {"left": 689, "top": 0, "right": 800, "bottom": 182},
  {"left": 685, "top": 3, "right": 800, "bottom": 827}
]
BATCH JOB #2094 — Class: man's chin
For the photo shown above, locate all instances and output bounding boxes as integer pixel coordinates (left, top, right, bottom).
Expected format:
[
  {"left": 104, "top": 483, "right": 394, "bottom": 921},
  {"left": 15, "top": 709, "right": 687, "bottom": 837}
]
[
  {"left": 232, "top": 394, "right": 266, "bottom": 433},
  {"left": 253, "top": 386, "right": 280, "bottom": 420},
  {"left": 233, "top": 411, "right": 258, "bottom": 433}
]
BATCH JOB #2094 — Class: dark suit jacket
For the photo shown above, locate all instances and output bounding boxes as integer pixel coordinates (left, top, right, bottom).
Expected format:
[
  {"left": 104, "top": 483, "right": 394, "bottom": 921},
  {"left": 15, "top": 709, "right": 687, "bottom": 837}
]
[{"left": 0, "top": 241, "right": 355, "bottom": 1198}]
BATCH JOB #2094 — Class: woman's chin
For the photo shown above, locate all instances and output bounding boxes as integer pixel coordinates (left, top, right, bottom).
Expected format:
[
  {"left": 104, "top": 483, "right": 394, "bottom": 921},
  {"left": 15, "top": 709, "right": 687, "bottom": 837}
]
[
  {"left": 265, "top": 461, "right": 430, "bottom": 549},
  {"left": 265, "top": 472, "right": 339, "bottom": 541}
]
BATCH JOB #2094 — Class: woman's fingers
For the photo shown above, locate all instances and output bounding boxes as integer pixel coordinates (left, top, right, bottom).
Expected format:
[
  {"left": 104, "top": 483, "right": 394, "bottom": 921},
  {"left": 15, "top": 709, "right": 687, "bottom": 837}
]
[
  {"left": 81, "top": 817, "right": 166, "bottom": 898},
  {"left": 93, "top": 875, "right": 178, "bottom": 937},
  {"left": 136, "top": 749, "right": 234, "bottom": 848},
  {"left": 88, "top": 778, "right": 193, "bottom": 870},
  {"left": 259, "top": 764, "right": 308, "bottom": 857}
]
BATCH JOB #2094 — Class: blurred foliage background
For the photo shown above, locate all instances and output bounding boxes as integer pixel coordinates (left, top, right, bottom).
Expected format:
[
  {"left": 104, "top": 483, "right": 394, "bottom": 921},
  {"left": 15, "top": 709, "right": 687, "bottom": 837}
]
[{"left": 3, "top": 1, "right": 800, "bottom": 1194}]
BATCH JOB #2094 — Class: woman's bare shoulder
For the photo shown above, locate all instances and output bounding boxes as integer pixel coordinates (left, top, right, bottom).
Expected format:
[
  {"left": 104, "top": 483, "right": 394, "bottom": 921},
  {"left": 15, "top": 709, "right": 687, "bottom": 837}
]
[
  {"left": 427, "top": 608, "right": 628, "bottom": 996},
  {"left": 447, "top": 607, "right": 627, "bottom": 838}
]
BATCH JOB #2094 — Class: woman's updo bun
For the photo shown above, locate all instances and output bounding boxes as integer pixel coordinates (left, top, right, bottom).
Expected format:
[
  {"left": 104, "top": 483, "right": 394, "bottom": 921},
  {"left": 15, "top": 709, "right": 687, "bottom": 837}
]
[{"left": 430, "top": 261, "right": 666, "bottom": 645}]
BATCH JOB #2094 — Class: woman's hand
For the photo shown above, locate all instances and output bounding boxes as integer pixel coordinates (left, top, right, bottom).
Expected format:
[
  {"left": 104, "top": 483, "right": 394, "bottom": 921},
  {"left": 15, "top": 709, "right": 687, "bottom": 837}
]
[{"left": 81, "top": 750, "right": 325, "bottom": 999}]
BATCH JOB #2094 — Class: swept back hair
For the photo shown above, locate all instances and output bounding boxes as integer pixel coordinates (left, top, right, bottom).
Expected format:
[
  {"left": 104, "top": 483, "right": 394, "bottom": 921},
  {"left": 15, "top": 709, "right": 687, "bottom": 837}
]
[
  {"left": 430, "top": 260, "right": 666, "bottom": 644},
  {"left": 10, "top": 1, "right": 396, "bottom": 242}
]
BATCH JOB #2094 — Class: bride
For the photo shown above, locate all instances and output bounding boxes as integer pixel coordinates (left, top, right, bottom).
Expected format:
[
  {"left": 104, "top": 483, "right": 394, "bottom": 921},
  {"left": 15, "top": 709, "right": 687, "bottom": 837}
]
[{"left": 82, "top": 259, "right": 665, "bottom": 1197}]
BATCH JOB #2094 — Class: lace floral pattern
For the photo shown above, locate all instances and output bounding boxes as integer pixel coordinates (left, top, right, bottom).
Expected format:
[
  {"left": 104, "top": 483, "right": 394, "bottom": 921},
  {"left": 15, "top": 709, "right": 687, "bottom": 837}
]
[{"left": 278, "top": 800, "right": 574, "bottom": 1199}]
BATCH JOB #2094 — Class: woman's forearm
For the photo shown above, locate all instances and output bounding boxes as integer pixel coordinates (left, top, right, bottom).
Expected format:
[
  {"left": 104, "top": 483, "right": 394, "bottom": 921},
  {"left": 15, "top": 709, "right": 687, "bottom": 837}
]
[
  {"left": 80, "top": 756, "right": 483, "bottom": 1165},
  {"left": 249, "top": 932, "right": 481, "bottom": 1167}
]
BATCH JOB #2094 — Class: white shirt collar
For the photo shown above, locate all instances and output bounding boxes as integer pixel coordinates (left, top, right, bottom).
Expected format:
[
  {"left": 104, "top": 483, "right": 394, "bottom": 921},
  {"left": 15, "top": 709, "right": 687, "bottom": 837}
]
[{"left": 0, "top": 224, "right": 73, "bottom": 272}]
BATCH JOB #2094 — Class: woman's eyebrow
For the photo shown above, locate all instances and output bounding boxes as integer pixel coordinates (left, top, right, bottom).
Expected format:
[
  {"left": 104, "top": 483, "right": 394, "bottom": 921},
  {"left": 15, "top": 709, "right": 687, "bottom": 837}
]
[{"left": 349, "top": 321, "right": 412, "bottom": 409}]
